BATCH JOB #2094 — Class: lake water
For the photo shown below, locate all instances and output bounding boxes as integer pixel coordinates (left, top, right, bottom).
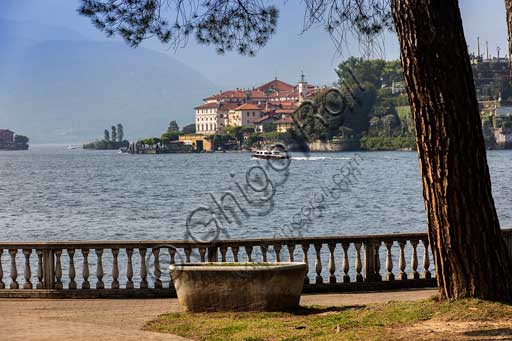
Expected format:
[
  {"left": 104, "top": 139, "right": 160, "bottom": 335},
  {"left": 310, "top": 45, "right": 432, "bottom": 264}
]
[{"left": 1, "top": 145, "right": 512, "bottom": 242}]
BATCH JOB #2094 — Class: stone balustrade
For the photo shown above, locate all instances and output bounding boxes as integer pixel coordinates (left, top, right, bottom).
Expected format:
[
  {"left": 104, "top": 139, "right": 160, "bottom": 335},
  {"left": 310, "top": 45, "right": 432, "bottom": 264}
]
[{"left": 0, "top": 229, "right": 510, "bottom": 298}]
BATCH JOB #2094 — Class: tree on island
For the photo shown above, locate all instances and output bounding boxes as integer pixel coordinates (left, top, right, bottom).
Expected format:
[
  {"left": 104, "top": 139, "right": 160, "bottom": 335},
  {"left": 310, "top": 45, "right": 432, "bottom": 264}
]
[
  {"left": 117, "top": 123, "right": 124, "bottom": 142},
  {"left": 104, "top": 129, "right": 110, "bottom": 142},
  {"left": 79, "top": 0, "right": 512, "bottom": 302},
  {"left": 111, "top": 125, "right": 117, "bottom": 142},
  {"left": 160, "top": 131, "right": 179, "bottom": 144},
  {"left": 14, "top": 135, "right": 29, "bottom": 145},
  {"left": 168, "top": 120, "right": 179, "bottom": 133},
  {"left": 182, "top": 123, "right": 196, "bottom": 134}
]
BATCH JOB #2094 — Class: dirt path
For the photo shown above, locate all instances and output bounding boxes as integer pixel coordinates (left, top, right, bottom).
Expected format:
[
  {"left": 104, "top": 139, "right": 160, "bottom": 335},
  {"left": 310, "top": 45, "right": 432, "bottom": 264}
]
[
  {"left": 0, "top": 289, "right": 436, "bottom": 340},
  {"left": 300, "top": 288, "right": 436, "bottom": 306},
  {"left": 0, "top": 298, "right": 187, "bottom": 340}
]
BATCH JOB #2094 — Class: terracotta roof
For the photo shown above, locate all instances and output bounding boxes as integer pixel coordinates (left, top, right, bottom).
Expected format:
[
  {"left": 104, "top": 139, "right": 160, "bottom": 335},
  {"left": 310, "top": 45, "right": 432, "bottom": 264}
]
[
  {"left": 249, "top": 90, "right": 267, "bottom": 98},
  {"left": 204, "top": 90, "right": 246, "bottom": 101},
  {"left": 275, "top": 109, "right": 295, "bottom": 114},
  {"left": 268, "top": 90, "right": 295, "bottom": 98},
  {"left": 275, "top": 117, "right": 294, "bottom": 124},
  {"left": 218, "top": 102, "right": 240, "bottom": 111},
  {"left": 234, "top": 103, "right": 262, "bottom": 111},
  {"left": 278, "top": 101, "right": 297, "bottom": 108},
  {"left": 194, "top": 102, "right": 219, "bottom": 110},
  {"left": 253, "top": 115, "right": 278, "bottom": 124},
  {"left": 204, "top": 78, "right": 319, "bottom": 101},
  {"left": 256, "top": 79, "right": 295, "bottom": 92}
]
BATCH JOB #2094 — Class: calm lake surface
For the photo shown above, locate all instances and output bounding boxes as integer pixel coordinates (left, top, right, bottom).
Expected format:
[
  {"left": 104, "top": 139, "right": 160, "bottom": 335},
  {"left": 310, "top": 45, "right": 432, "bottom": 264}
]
[{"left": 1, "top": 145, "right": 511, "bottom": 242}]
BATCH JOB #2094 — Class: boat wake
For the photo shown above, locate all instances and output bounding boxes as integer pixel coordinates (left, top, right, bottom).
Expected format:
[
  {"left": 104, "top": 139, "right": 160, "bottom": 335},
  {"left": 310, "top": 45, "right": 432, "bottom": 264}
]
[{"left": 290, "top": 156, "right": 352, "bottom": 161}]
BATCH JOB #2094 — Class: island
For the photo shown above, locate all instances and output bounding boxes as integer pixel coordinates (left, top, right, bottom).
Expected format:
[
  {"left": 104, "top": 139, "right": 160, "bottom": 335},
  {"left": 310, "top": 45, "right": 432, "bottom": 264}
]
[
  {"left": 83, "top": 124, "right": 129, "bottom": 150},
  {"left": 0, "top": 129, "right": 29, "bottom": 150}
]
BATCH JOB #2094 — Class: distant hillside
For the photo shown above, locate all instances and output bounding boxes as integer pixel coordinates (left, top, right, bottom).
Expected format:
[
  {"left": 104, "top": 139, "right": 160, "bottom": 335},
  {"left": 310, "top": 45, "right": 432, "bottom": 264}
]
[{"left": 0, "top": 19, "right": 217, "bottom": 143}]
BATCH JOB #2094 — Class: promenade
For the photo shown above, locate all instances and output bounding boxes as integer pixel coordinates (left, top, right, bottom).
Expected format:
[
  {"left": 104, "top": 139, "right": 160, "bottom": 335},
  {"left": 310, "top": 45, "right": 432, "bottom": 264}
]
[{"left": 0, "top": 289, "right": 435, "bottom": 340}]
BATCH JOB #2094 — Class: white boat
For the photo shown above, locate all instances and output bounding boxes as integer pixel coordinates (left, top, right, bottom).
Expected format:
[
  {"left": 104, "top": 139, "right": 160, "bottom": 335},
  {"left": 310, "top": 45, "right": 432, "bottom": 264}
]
[
  {"left": 252, "top": 149, "right": 289, "bottom": 160},
  {"left": 67, "top": 145, "right": 76, "bottom": 150}
]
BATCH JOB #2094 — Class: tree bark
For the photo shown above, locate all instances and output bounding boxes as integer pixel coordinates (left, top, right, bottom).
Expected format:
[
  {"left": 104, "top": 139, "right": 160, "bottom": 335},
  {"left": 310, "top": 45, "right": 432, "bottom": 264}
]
[
  {"left": 506, "top": 0, "right": 512, "bottom": 79},
  {"left": 392, "top": 0, "right": 512, "bottom": 301}
]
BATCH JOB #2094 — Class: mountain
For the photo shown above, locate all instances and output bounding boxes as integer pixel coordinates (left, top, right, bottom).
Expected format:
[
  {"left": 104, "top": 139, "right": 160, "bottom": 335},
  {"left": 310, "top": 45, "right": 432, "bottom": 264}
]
[{"left": 0, "top": 19, "right": 217, "bottom": 143}]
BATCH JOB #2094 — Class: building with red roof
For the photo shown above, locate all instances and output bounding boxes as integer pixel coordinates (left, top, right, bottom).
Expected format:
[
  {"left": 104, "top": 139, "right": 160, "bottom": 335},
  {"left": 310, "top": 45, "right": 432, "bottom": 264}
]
[
  {"left": 0, "top": 129, "right": 15, "bottom": 143},
  {"left": 228, "top": 103, "right": 263, "bottom": 128},
  {"left": 195, "top": 73, "right": 321, "bottom": 134},
  {"left": 274, "top": 117, "right": 295, "bottom": 133}
]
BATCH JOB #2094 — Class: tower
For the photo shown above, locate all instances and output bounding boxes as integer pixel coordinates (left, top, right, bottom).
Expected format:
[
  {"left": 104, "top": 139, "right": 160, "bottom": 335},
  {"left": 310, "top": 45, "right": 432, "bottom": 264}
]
[
  {"left": 486, "top": 41, "right": 489, "bottom": 60},
  {"left": 477, "top": 36, "right": 481, "bottom": 58},
  {"left": 298, "top": 71, "right": 307, "bottom": 103}
]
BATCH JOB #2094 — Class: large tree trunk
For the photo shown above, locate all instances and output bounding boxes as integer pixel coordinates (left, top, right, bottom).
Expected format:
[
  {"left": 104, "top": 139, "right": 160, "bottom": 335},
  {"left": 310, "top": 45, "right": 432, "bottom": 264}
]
[
  {"left": 392, "top": 0, "right": 512, "bottom": 301},
  {"left": 506, "top": 0, "right": 512, "bottom": 79}
]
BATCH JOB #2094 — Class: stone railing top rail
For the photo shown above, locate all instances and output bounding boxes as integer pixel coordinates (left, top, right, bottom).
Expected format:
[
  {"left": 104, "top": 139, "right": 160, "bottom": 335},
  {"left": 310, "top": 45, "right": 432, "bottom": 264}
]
[{"left": 1, "top": 228, "right": 510, "bottom": 249}]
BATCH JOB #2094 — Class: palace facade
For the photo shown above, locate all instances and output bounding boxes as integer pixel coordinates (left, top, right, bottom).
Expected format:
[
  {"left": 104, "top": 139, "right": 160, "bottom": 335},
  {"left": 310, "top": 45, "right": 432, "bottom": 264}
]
[{"left": 194, "top": 74, "right": 320, "bottom": 134}]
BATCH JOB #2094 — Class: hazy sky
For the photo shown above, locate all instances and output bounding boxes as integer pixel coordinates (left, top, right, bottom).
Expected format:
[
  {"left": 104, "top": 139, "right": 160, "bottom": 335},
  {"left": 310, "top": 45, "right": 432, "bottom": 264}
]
[{"left": 1, "top": 0, "right": 509, "bottom": 88}]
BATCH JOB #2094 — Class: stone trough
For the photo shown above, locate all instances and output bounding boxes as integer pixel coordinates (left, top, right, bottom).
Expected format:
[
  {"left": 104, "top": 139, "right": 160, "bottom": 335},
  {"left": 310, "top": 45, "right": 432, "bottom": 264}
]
[{"left": 169, "top": 262, "right": 307, "bottom": 312}]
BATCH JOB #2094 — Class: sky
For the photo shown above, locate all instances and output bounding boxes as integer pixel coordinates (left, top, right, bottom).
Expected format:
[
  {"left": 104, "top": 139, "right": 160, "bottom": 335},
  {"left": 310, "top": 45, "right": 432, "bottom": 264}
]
[{"left": 0, "top": 0, "right": 509, "bottom": 88}]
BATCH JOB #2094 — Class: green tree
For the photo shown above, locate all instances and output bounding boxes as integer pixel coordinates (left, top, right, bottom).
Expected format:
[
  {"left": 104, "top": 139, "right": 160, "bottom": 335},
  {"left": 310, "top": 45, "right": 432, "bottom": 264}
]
[
  {"left": 262, "top": 123, "right": 276, "bottom": 132},
  {"left": 222, "top": 126, "right": 244, "bottom": 145},
  {"left": 337, "top": 58, "right": 386, "bottom": 89},
  {"left": 382, "top": 60, "right": 404, "bottom": 86},
  {"left": 168, "top": 120, "right": 179, "bottom": 133},
  {"left": 161, "top": 132, "right": 179, "bottom": 144},
  {"left": 14, "top": 135, "right": 29, "bottom": 144},
  {"left": 111, "top": 126, "right": 117, "bottom": 142},
  {"left": 104, "top": 129, "right": 110, "bottom": 142},
  {"left": 117, "top": 123, "right": 124, "bottom": 142},
  {"left": 182, "top": 123, "right": 196, "bottom": 134},
  {"left": 341, "top": 84, "right": 377, "bottom": 137}
]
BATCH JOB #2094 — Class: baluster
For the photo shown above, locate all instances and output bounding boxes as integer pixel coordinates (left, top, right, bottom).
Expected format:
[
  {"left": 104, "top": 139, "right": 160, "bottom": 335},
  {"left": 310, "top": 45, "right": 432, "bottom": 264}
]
[
  {"left": 422, "top": 238, "right": 431, "bottom": 279},
  {"left": 68, "top": 249, "right": 77, "bottom": 289},
  {"left": 207, "top": 247, "right": 218, "bottom": 262},
  {"left": 168, "top": 247, "right": 176, "bottom": 264},
  {"left": 153, "top": 248, "right": 162, "bottom": 288},
  {"left": 374, "top": 242, "right": 382, "bottom": 281},
  {"left": 260, "top": 245, "right": 268, "bottom": 262},
  {"left": 314, "top": 243, "right": 323, "bottom": 284},
  {"left": 231, "top": 246, "right": 239, "bottom": 262},
  {"left": 23, "top": 249, "right": 32, "bottom": 289},
  {"left": 220, "top": 246, "right": 228, "bottom": 262},
  {"left": 397, "top": 241, "right": 407, "bottom": 280},
  {"left": 341, "top": 242, "right": 350, "bottom": 283},
  {"left": 301, "top": 243, "right": 310, "bottom": 284},
  {"left": 82, "top": 249, "right": 90, "bottom": 289},
  {"left": 139, "top": 248, "right": 148, "bottom": 289},
  {"left": 274, "top": 244, "right": 282, "bottom": 262},
  {"left": 328, "top": 242, "right": 336, "bottom": 284},
  {"left": 126, "top": 248, "right": 134, "bottom": 289},
  {"left": 168, "top": 248, "right": 176, "bottom": 290},
  {"left": 287, "top": 244, "right": 295, "bottom": 262},
  {"left": 36, "top": 250, "right": 43, "bottom": 289},
  {"left": 54, "top": 250, "right": 63, "bottom": 289},
  {"left": 0, "top": 249, "right": 4, "bottom": 289},
  {"left": 184, "top": 247, "right": 192, "bottom": 263},
  {"left": 95, "top": 249, "right": 104, "bottom": 289},
  {"left": 384, "top": 241, "right": 394, "bottom": 281},
  {"left": 9, "top": 249, "right": 18, "bottom": 289},
  {"left": 410, "top": 240, "right": 419, "bottom": 279},
  {"left": 245, "top": 246, "right": 253, "bottom": 262},
  {"left": 111, "top": 248, "right": 120, "bottom": 289},
  {"left": 198, "top": 247, "right": 206, "bottom": 262},
  {"left": 354, "top": 242, "right": 363, "bottom": 282}
]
